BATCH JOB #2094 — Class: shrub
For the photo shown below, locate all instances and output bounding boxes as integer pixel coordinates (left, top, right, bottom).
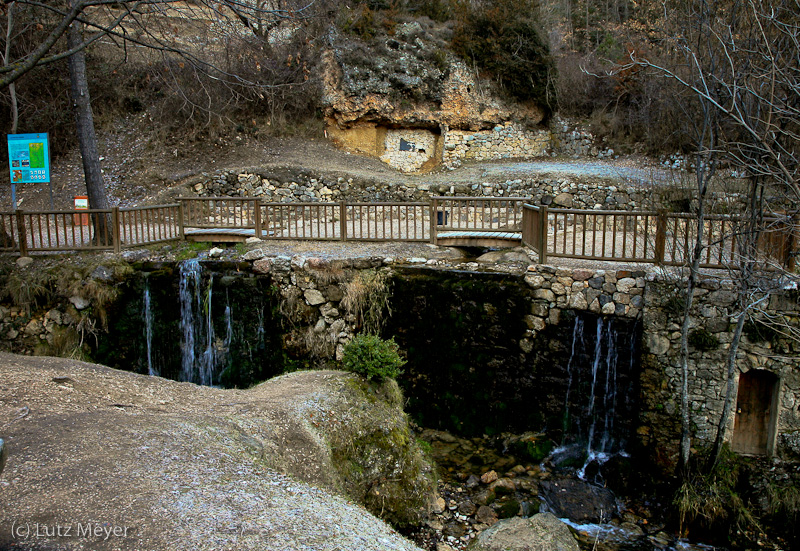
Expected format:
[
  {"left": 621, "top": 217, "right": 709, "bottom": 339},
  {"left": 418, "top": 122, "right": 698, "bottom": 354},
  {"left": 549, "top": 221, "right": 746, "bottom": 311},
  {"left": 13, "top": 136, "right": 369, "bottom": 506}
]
[
  {"left": 342, "top": 334, "right": 406, "bottom": 381},
  {"left": 451, "top": 0, "right": 555, "bottom": 111},
  {"left": 689, "top": 328, "right": 720, "bottom": 351}
]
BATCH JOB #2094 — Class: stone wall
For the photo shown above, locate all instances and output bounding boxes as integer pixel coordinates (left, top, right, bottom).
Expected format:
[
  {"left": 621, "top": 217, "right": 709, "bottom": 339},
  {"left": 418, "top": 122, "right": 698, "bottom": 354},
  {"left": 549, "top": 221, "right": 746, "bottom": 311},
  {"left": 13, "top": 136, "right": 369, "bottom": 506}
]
[
  {"left": 442, "top": 123, "right": 551, "bottom": 168},
  {"left": 380, "top": 128, "right": 439, "bottom": 173},
  {"left": 519, "top": 265, "right": 645, "bottom": 349},
  {"left": 2, "top": 250, "right": 797, "bottom": 467},
  {"left": 190, "top": 169, "right": 654, "bottom": 211},
  {"left": 642, "top": 273, "right": 800, "bottom": 463}
]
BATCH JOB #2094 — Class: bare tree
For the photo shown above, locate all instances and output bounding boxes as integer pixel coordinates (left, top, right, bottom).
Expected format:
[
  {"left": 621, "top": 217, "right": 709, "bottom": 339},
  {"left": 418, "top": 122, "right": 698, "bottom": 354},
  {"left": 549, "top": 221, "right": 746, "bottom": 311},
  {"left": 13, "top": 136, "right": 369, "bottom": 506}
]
[
  {"left": 0, "top": 0, "right": 326, "bottom": 218},
  {"left": 619, "top": 0, "right": 799, "bottom": 470}
]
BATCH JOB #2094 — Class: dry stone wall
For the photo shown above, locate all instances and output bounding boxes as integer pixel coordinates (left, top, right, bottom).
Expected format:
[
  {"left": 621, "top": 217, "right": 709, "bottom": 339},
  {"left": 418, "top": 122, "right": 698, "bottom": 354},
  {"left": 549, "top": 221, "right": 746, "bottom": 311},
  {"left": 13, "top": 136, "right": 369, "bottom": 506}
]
[
  {"left": 442, "top": 123, "right": 551, "bottom": 168},
  {"left": 380, "top": 129, "right": 439, "bottom": 173},
  {"left": 190, "top": 170, "right": 654, "bottom": 211},
  {"left": 641, "top": 273, "right": 800, "bottom": 464}
]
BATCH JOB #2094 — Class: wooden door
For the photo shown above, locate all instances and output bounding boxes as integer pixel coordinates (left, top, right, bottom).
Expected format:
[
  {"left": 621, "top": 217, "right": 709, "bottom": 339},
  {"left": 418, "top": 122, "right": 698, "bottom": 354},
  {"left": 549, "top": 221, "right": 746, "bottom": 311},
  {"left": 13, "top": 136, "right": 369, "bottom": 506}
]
[{"left": 731, "top": 370, "right": 777, "bottom": 455}]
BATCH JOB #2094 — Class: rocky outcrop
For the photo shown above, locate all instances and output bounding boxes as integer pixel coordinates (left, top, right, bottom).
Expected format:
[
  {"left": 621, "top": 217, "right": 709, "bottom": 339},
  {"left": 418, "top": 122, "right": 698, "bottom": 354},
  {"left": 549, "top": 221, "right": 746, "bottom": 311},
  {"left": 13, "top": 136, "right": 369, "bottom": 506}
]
[
  {"left": 466, "top": 514, "right": 580, "bottom": 551},
  {"left": 0, "top": 354, "right": 433, "bottom": 549},
  {"left": 322, "top": 19, "right": 547, "bottom": 171}
]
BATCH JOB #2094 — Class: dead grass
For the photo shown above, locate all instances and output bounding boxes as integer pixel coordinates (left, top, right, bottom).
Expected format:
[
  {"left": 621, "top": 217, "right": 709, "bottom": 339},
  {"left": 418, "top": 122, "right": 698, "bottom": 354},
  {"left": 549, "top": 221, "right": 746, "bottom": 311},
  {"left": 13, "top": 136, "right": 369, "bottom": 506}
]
[{"left": 341, "top": 269, "right": 391, "bottom": 335}]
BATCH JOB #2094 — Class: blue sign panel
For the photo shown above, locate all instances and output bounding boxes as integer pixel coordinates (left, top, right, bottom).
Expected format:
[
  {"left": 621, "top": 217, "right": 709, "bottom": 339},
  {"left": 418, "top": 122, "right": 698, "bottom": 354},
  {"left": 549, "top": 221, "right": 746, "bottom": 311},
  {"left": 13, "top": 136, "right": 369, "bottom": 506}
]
[{"left": 7, "top": 133, "right": 50, "bottom": 184}]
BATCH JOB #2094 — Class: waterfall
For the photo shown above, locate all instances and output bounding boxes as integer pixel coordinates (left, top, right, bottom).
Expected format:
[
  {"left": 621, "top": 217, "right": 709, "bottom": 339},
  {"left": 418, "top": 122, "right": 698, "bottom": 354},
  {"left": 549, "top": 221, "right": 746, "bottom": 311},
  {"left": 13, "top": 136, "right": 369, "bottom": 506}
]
[
  {"left": 556, "top": 313, "right": 636, "bottom": 477},
  {"left": 578, "top": 318, "right": 620, "bottom": 478},
  {"left": 179, "top": 259, "right": 202, "bottom": 383},
  {"left": 142, "top": 276, "right": 156, "bottom": 376},
  {"left": 198, "top": 273, "right": 216, "bottom": 386},
  {"left": 562, "top": 316, "right": 585, "bottom": 442}
]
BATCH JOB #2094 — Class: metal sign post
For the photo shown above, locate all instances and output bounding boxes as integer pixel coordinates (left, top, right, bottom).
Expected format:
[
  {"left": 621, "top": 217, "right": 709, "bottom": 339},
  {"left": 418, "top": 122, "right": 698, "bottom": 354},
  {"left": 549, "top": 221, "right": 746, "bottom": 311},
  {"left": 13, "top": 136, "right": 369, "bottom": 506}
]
[{"left": 7, "top": 133, "right": 51, "bottom": 210}]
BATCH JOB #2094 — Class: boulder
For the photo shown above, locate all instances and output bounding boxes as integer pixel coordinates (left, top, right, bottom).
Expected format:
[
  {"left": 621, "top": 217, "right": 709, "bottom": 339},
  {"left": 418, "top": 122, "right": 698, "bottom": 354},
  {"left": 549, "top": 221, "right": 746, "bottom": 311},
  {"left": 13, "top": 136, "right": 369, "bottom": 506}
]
[
  {"left": 539, "top": 478, "right": 617, "bottom": 523},
  {"left": 553, "top": 193, "right": 574, "bottom": 208},
  {"left": 467, "top": 513, "right": 580, "bottom": 551}
]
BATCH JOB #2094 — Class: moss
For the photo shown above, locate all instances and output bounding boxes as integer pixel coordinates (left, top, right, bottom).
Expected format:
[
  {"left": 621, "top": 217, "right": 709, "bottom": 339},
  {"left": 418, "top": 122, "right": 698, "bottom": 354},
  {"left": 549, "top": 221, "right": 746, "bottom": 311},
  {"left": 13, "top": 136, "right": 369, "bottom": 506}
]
[
  {"left": 330, "top": 375, "right": 437, "bottom": 528},
  {"left": 497, "top": 498, "right": 521, "bottom": 519},
  {"left": 689, "top": 328, "right": 720, "bottom": 351}
]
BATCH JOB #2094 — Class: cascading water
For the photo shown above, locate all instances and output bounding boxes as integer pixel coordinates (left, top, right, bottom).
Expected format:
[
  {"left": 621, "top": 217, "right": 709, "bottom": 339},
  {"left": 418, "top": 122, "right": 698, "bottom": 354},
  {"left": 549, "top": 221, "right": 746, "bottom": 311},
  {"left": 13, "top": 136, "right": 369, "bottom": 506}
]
[
  {"left": 178, "top": 259, "right": 222, "bottom": 386},
  {"left": 179, "top": 259, "right": 203, "bottom": 383},
  {"left": 562, "top": 316, "right": 585, "bottom": 441},
  {"left": 142, "top": 276, "right": 156, "bottom": 376},
  {"left": 556, "top": 313, "right": 638, "bottom": 478}
]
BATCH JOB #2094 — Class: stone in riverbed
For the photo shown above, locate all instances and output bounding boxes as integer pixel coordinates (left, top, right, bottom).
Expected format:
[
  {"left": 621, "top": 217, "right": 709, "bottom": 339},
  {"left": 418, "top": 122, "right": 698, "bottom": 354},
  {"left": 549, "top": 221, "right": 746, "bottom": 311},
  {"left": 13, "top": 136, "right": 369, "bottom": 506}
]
[
  {"left": 468, "top": 513, "right": 580, "bottom": 551},
  {"left": 475, "top": 504, "right": 499, "bottom": 526},
  {"left": 481, "top": 470, "right": 499, "bottom": 484},
  {"left": 539, "top": 478, "right": 616, "bottom": 524}
]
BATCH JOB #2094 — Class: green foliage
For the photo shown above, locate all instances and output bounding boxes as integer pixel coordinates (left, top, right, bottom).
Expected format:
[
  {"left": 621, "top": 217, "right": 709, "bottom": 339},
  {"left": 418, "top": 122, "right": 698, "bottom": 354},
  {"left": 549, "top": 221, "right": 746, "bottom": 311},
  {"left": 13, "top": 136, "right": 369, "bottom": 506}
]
[
  {"left": 743, "top": 319, "right": 781, "bottom": 346},
  {"left": 675, "top": 445, "right": 760, "bottom": 538},
  {"left": 175, "top": 241, "right": 212, "bottom": 261},
  {"left": 689, "top": 328, "right": 720, "bottom": 351},
  {"left": 451, "top": 0, "right": 555, "bottom": 110},
  {"left": 340, "top": 4, "right": 378, "bottom": 40},
  {"left": 342, "top": 334, "right": 406, "bottom": 382}
]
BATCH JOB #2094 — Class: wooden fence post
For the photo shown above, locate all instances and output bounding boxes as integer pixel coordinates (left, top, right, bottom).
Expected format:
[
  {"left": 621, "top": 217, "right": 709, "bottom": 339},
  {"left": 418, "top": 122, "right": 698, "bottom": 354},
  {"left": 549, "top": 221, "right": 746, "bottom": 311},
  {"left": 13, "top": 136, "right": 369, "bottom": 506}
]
[
  {"left": 253, "top": 200, "right": 262, "bottom": 239},
  {"left": 340, "top": 200, "right": 347, "bottom": 242},
  {"left": 112, "top": 207, "right": 121, "bottom": 253},
  {"left": 15, "top": 210, "right": 27, "bottom": 257},
  {"left": 654, "top": 212, "right": 667, "bottom": 265},
  {"left": 430, "top": 198, "right": 438, "bottom": 245},
  {"left": 178, "top": 200, "right": 185, "bottom": 241},
  {"left": 538, "top": 204, "right": 548, "bottom": 264}
]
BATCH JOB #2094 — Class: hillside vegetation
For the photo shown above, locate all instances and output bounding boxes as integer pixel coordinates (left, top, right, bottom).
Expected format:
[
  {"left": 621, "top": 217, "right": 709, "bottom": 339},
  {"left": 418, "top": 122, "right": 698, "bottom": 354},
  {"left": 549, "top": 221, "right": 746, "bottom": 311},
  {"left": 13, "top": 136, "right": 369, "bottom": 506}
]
[{"left": 0, "top": 0, "right": 705, "bottom": 168}]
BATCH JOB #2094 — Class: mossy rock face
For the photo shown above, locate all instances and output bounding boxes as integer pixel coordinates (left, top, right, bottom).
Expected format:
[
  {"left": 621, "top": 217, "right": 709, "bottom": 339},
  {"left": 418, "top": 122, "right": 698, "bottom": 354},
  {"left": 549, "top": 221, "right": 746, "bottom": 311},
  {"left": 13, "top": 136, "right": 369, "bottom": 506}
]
[{"left": 329, "top": 377, "right": 437, "bottom": 528}]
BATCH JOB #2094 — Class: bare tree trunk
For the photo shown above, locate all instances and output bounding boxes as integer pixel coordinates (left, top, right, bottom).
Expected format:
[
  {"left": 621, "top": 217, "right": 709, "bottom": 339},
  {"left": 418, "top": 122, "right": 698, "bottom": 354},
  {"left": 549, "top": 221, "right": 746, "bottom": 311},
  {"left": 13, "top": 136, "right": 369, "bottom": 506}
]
[
  {"left": 4, "top": 3, "right": 18, "bottom": 134},
  {"left": 678, "top": 110, "right": 716, "bottom": 472},
  {"left": 67, "top": 4, "right": 110, "bottom": 243},
  {"left": 710, "top": 179, "right": 762, "bottom": 469}
]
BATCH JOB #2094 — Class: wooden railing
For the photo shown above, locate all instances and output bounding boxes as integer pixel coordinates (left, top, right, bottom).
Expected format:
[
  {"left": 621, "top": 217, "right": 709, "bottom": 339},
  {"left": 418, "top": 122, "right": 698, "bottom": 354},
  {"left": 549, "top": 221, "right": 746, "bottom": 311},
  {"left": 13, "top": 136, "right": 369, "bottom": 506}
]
[
  {"left": 522, "top": 204, "right": 796, "bottom": 270},
  {"left": 0, "top": 197, "right": 794, "bottom": 270},
  {"left": 118, "top": 204, "right": 182, "bottom": 247},
  {"left": 433, "top": 197, "right": 525, "bottom": 232}
]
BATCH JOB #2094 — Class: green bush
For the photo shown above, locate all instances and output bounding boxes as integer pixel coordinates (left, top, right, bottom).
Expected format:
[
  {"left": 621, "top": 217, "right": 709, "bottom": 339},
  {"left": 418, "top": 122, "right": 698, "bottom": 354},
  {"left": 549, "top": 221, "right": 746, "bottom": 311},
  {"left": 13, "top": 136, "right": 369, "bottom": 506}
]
[
  {"left": 451, "top": 0, "right": 555, "bottom": 110},
  {"left": 689, "top": 328, "right": 720, "bottom": 351},
  {"left": 343, "top": 334, "right": 406, "bottom": 381}
]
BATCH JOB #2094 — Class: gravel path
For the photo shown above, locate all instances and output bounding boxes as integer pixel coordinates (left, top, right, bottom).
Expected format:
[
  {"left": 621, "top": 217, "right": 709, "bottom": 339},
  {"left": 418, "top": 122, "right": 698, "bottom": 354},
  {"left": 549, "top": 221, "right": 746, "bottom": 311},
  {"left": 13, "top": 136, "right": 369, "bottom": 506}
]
[{"left": 0, "top": 123, "right": 682, "bottom": 212}]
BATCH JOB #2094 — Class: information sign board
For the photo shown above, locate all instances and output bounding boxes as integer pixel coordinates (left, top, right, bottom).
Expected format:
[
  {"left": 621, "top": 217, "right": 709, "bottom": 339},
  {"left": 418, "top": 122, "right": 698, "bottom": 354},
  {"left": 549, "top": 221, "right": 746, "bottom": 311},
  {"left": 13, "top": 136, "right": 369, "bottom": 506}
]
[{"left": 7, "top": 133, "right": 50, "bottom": 184}]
